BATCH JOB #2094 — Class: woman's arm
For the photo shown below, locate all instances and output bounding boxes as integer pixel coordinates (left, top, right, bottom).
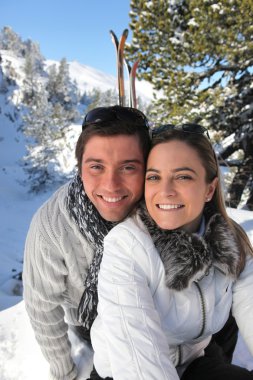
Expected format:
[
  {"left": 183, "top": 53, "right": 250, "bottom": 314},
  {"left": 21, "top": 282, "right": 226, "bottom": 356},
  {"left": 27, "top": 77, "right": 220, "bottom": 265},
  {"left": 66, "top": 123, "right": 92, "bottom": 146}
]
[
  {"left": 94, "top": 222, "right": 179, "bottom": 380},
  {"left": 232, "top": 255, "right": 253, "bottom": 356}
]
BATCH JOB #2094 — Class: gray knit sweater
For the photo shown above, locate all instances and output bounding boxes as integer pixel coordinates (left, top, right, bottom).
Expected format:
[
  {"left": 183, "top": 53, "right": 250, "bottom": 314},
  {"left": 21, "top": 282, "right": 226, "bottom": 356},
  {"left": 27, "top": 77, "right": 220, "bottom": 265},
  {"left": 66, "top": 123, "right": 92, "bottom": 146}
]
[{"left": 23, "top": 183, "right": 95, "bottom": 380}]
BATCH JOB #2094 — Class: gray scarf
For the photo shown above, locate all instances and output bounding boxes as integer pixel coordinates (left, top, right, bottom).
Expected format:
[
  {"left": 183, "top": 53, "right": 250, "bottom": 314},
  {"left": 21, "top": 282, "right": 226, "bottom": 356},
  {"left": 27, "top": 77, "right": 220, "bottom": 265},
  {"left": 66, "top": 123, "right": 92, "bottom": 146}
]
[{"left": 67, "top": 175, "right": 115, "bottom": 332}]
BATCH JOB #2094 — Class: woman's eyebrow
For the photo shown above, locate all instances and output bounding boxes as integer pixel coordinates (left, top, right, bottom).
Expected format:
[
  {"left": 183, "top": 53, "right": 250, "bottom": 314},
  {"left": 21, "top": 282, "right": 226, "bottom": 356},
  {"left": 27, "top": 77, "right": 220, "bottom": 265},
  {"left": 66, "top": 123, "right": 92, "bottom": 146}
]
[
  {"left": 173, "top": 167, "right": 197, "bottom": 174},
  {"left": 146, "top": 168, "right": 160, "bottom": 173},
  {"left": 146, "top": 167, "right": 197, "bottom": 174}
]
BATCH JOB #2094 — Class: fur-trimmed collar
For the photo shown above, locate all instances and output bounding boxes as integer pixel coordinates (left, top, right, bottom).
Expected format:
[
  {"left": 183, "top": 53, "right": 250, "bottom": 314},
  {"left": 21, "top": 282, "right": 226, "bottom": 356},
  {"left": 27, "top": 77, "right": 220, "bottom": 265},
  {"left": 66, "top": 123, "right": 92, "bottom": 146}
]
[{"left": 139, "top": 207, "right": 241, "bottom": 291}]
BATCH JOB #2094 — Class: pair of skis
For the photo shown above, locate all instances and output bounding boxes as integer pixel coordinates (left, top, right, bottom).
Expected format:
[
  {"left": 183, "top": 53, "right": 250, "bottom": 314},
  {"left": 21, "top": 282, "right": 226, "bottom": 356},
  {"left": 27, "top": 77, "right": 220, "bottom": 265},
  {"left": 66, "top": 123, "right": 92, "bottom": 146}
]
[{"left": 110, "top": 29, "right": 139, "bottom": 108}]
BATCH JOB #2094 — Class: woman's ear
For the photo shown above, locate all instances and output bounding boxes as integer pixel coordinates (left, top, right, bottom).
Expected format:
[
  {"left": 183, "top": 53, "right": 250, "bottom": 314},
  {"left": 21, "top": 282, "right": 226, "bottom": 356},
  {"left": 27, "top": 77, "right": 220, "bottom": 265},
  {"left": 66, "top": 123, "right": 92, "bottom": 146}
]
[{"left": 206, "top": 177, "right": 218, "bottom": 202}]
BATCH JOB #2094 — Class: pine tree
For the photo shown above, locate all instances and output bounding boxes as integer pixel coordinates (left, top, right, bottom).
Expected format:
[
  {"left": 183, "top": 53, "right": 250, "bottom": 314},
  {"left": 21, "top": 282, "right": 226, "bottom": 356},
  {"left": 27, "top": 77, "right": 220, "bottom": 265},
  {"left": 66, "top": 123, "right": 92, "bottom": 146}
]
[
  {"left": 24, "top": 38, "right": 44, "bottom": 72},
  {"left": 46, "top": 58, "right": 79, "bottom": 117},
  {"left": 23, "top": 86, "right": 57, "bottom": 192},
  {"left": 128, "top": 0, "right": 253, "bottom": 209},
  {"left": 22, "top": 85, "right": 74, "bottom": 192},
  {"left": 22, "top": 58, "right": 79, "bottom": 192},
  {"left": 0, "top": 26, "right": 23, "bottom": 54}
]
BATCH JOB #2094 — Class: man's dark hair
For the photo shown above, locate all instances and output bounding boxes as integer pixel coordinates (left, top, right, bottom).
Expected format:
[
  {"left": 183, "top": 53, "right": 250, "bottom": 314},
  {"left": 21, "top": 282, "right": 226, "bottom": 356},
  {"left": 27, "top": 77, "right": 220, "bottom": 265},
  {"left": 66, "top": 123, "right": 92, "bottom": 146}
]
[{"left": 75, "top": 113, "right": 151, "bottom": 174}]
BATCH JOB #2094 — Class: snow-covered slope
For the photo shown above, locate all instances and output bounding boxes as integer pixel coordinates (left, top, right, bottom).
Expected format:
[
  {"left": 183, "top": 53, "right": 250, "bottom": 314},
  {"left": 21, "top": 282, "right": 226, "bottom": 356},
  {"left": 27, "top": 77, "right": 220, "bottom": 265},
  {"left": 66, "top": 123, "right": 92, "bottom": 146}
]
[{"left": 45, "top": 59, "right": 154, "bottom": 102}]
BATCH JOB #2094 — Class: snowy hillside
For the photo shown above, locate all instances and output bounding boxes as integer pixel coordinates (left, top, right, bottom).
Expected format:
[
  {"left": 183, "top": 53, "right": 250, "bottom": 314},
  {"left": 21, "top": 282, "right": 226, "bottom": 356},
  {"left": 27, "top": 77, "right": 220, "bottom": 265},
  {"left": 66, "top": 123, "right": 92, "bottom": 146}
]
[
  {"left": 1, "top": 49, "right": 154, "bottom": 101},
  {"left": 46, "top": 59, "right": 154, "bottom": 103}
]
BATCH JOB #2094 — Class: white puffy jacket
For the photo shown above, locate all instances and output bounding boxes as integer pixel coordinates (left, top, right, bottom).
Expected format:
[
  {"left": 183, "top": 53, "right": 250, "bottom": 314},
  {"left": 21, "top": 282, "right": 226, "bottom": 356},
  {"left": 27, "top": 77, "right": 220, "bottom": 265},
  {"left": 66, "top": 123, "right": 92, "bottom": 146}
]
[{"left": 91, "top": 215, "right": 253, "bottom": 380}]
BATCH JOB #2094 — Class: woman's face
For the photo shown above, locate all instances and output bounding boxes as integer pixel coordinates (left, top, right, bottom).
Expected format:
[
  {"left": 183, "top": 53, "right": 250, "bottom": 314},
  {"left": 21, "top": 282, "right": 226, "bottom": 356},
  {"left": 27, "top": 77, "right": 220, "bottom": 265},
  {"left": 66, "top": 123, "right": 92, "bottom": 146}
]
[{"left": 145, "top": 140, "right": 217, "bottom": 233}]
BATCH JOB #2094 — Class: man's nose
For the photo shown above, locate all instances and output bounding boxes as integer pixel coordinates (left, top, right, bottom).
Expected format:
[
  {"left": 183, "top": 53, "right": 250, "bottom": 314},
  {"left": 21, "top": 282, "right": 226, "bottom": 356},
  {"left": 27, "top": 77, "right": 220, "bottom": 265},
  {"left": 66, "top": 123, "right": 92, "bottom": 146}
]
[{"left": 102, "top": 170, "right": 122, "bottom": 191}]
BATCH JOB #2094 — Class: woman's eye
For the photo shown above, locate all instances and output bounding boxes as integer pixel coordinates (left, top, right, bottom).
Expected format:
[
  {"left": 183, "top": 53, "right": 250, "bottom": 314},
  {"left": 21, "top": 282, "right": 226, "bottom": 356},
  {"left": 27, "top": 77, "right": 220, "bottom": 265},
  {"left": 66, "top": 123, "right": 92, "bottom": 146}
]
[
  {"left": 177, "top": 175, "right": 192, "bottom": 180},
  {"left": 146, "top": 175, "right": 159, "bottom": 181}
]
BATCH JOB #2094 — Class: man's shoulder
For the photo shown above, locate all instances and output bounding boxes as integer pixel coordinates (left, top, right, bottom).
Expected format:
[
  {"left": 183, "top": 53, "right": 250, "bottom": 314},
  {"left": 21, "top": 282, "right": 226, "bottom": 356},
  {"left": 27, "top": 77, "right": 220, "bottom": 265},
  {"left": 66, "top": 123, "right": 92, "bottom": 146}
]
[
  {"left": 30, "top": 182, "right": 71, "bottom": 232},
  {"left": 37, "top": 182, "right": 69, "bottom": 214}
]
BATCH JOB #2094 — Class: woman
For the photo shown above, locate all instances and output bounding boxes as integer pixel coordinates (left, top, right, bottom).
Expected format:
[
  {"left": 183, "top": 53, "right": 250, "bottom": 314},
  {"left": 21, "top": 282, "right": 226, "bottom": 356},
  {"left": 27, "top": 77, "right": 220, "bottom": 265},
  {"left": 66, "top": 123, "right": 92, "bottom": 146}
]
[{"left": 90, "top": 125, "right": 253, "bottom": 380}]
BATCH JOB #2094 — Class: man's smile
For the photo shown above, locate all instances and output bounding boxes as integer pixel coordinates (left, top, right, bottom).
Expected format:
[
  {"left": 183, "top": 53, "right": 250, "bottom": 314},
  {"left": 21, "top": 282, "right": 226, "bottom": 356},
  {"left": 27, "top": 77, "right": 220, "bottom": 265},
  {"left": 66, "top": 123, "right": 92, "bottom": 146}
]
[{"left": 98, "top": 195, "right": 128, "bottom": 203}]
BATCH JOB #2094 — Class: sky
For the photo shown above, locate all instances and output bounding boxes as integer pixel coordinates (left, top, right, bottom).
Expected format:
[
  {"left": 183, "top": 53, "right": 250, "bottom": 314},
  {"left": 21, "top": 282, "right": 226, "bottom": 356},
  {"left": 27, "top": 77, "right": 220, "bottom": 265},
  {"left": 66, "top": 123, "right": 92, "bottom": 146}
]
[{"left": 0, "top": 0, "right": 132, "bottom": 75}]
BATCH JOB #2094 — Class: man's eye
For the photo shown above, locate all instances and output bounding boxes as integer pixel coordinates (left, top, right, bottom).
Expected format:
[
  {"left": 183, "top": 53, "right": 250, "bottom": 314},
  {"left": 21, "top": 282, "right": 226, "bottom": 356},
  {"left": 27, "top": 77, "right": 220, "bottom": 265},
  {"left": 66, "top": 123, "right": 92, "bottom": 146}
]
[
  {"left": 120, "top": 165, "right": 137, "bottom": 173},
  {"left": 123, "top": 165, "right": 135, "bottom": 171},
  {"left": 90, "top": 165, "right": 103, "bottom": 170}
]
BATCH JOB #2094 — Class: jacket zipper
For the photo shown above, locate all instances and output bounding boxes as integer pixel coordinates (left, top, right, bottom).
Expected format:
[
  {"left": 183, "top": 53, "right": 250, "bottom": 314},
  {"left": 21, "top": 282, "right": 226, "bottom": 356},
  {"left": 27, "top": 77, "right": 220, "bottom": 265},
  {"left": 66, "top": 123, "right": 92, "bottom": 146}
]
[
  {"left": 177, "top": 281, "right": 206, "bottom": 366},
  {"left": 193, "top": 281, "right": 206, "bottom": 339},
  {"left": 177, "top": 345, "right": 182, "bottom": 366}
]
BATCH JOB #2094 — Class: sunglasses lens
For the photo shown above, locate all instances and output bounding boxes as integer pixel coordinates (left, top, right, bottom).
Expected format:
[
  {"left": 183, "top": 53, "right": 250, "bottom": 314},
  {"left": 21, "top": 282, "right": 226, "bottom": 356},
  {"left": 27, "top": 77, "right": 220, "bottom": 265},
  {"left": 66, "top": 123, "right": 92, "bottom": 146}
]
[
  {"left": 82, "top": 106, "right": 149, "bottom": 130},
  {"left": 151, "top": 123, "right": 209, "bottom": 139},
  {"left": 181, "top": 124, "right": 206, "bottom": 134},
  {"left": 83, "top": 108, "right": 112, "bottom": 126},
  {"left": 120, "top": 108, "right": 142, "bottom": 122},
  {"left": 151, "top": 124, "right": 174, "bottom": 137}
]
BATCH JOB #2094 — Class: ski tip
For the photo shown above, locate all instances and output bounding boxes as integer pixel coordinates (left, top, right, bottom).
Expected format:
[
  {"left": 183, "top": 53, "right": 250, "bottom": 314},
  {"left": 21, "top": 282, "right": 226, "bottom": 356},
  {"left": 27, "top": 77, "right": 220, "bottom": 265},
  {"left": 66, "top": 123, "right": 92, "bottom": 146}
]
[
  {"left": 122, "top": 29, "right": 129, "bottom": 38},
  {"left": 110, "top": 30, "right": 117, "bottom": 38}
]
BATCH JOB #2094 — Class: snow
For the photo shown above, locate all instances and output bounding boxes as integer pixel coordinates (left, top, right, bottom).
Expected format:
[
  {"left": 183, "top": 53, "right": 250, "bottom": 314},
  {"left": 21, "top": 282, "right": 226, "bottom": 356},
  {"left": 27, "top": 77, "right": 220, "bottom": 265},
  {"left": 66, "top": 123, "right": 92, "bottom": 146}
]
[{"left": 0, "top": 49, "right": 253, "bottom": 379}]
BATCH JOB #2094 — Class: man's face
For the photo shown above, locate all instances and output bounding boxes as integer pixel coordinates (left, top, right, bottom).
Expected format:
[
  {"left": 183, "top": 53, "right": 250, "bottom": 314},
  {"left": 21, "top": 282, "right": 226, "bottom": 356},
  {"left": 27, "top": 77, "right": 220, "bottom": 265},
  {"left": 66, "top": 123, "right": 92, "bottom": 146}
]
[{"left": 81, "top": 134, "right": 145, "bottom": 222}]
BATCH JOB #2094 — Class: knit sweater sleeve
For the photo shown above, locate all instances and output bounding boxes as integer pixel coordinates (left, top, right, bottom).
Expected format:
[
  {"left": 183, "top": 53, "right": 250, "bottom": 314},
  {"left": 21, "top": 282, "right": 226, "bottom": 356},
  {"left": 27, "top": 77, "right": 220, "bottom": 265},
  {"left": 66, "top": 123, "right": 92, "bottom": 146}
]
[{"left": 23, "top": 200, "right": 78, "bottom": 380}]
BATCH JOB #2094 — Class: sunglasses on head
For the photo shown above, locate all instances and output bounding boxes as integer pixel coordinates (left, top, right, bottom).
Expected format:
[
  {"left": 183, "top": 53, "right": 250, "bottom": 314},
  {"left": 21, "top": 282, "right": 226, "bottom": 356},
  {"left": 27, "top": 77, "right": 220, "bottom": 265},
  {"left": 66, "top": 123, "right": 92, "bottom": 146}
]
[
  {"left": 82, "top": 105, "right": 150, "bottom": 131},
  {"left": 151, "top": 123, "right": 210, "bottom": 139}
]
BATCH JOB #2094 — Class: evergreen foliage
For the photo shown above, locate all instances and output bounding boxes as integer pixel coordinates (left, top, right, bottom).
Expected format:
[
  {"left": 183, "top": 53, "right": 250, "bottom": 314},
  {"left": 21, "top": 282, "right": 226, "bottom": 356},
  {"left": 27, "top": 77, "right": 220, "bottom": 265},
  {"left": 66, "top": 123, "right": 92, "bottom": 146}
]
[
  {"left": 128, "top": 0, "right": 253, "bottom": 209},
  {"left": 22, "top": 57, "right": 80, "bottom": 192},
  {"left": 0, "top": 26, "right": 80, "bottom": 192}
]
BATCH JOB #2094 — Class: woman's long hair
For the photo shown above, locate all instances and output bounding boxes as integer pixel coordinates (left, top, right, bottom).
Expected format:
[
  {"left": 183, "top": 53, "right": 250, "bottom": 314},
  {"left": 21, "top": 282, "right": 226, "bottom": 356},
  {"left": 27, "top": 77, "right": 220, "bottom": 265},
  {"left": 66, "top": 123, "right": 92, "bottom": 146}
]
[{"left": 151, "top": 130, "right": 253, "bottom": 274}]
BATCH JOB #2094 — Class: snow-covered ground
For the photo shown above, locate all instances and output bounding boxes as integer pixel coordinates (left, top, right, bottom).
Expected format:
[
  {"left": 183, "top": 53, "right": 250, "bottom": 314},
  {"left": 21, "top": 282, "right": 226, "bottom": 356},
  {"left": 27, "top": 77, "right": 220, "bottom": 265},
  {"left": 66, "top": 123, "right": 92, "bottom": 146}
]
[{"left": 0, "top": 48, "right": 252, "bottom": 379}]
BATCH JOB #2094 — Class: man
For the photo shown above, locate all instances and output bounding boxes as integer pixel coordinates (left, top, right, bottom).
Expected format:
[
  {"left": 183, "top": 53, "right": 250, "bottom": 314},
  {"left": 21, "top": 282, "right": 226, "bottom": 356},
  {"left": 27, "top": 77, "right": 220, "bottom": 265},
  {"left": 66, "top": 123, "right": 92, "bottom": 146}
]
[{"left": 23, "top": 105, "right": 151, "bottom": 380}]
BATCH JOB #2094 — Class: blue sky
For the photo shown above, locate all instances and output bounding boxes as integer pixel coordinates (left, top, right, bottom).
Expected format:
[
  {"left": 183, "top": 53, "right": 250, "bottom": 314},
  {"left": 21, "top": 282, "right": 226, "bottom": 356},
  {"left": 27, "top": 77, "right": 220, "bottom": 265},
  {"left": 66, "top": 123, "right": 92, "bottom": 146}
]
[{"left": 0, "top": 0, "right": 132, "bottom": 75}]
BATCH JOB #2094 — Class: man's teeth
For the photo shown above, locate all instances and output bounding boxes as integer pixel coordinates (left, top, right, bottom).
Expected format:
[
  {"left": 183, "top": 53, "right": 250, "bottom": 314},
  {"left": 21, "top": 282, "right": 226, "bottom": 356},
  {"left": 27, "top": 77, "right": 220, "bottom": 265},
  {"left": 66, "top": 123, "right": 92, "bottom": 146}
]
[
  {"left": 102, "top": 196, "right": 124, "bottom": 203},
  {"left": 158, "top": 204, "right": 183, "bottom": 210}
]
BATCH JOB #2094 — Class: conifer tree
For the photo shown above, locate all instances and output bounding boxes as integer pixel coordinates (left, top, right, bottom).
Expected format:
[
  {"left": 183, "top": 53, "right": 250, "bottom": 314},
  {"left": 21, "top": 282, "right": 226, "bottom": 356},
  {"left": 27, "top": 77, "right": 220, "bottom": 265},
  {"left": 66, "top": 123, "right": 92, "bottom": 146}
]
[
  {"left": 0, "top": 26, "right": 22, "bottom": 53},
  {"left": 128, "top": 0, "right": 253, "bottom": 209},
  {"left": 22, "top": 85, "right": 74, "bottom": 192}
]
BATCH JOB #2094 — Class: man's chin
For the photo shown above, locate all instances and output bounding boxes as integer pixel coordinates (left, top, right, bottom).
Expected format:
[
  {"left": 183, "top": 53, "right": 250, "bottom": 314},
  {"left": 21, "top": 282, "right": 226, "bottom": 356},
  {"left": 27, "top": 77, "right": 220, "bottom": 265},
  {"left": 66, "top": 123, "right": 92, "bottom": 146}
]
[{"left": 98, "top": 208, "right": 131, "bottom": 223}]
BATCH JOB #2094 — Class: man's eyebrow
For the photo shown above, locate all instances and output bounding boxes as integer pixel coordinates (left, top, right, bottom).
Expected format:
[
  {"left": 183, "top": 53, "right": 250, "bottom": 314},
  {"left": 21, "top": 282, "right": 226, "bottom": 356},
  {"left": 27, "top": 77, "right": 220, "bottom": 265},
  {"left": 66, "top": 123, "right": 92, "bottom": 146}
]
[
  {"left": 121, "top": 159, "right": 143, "bottom": 164},
  {"left": 83, "top": 158, "right": 103, "bottom": 163},
  {"left": 146, "top": 167, "right": 197, "bottom": 174},
  {"left": 83, "top": 158, "right": 143, "bottom": 164}
]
